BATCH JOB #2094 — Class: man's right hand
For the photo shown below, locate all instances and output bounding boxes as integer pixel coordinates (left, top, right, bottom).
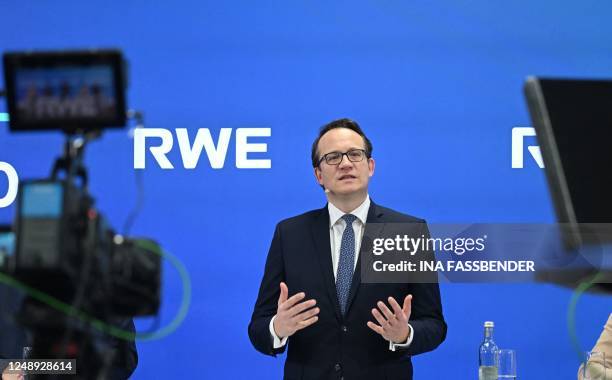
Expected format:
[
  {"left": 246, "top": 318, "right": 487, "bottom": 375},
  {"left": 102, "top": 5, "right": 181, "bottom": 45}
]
[{"left": 273, "top": 282, "right": 319, "bottom": 338}]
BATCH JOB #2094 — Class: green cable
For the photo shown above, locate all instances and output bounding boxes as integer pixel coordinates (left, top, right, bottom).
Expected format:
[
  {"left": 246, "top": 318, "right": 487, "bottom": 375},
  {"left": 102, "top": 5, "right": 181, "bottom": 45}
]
[
  {"left": 0, "top": 240, "right": 191, "bottom": 342},
  {"left": 567, "top": 271, "right": 604, "bottom": 360},
  {"left": 133, "top": 239, "right": 192, "bottom": 341}
]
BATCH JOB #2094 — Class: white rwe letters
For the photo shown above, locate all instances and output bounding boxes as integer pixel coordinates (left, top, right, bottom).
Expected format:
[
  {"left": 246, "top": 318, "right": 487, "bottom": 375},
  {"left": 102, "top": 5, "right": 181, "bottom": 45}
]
[
  {"left": 511, "top": 127, "right": 544, "bottom": 169},
  {"left": 0, "top": 161, "right": 18, "bottom": 208},
  {"left": 134, "top": 128, "right": 271, "bottom": 169}
]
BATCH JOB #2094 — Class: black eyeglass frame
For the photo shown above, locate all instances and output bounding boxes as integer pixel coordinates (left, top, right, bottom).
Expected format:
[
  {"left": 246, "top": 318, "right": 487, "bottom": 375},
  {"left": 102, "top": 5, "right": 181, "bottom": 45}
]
[{"left": 317, "top": 149, "right": 370, "bottom": 166}]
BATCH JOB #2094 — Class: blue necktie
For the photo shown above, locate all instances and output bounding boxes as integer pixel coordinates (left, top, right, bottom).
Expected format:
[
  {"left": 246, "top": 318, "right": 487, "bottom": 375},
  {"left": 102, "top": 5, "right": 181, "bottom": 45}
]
[{"left": 336, "top": 214, "right": 357, "bottom": 315}]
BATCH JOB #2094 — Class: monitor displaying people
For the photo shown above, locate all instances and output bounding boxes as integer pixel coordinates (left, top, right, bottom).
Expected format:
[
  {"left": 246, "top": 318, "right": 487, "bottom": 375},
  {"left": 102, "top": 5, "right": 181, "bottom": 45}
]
[{"left": 14, "top": 66, "right": 117, "bottom": 121}]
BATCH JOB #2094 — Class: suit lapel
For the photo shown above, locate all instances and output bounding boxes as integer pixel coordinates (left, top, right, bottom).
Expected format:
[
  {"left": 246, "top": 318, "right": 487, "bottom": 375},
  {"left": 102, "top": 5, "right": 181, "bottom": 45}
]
[
  {"left": 310, "top": 206, "right": 342, "bottom": 322},
  {"left": 345, "top": 201, "right": 384, "bottom": 317}
]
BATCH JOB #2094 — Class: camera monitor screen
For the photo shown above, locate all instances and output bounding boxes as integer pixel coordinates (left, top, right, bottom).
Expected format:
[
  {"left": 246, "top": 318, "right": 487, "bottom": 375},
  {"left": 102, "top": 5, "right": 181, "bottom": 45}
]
[
  {"left": 0, "top": 225, "right": 14, "bottom": 269},
  {"left": 3, "top": 50, "right": 126, "bottom": 132},
  {"left": 524, "top": 77, "right": 612, "bottom": 248}
]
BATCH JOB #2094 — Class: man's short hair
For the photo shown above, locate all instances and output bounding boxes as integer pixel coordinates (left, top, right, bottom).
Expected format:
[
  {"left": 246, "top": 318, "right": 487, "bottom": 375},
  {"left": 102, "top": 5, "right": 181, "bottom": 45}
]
[{"left": 311, "top": 118, "right": 373, "bottom": 167}]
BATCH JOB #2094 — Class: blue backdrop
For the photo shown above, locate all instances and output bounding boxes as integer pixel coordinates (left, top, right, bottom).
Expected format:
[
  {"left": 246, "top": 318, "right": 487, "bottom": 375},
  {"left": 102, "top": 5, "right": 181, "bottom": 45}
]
[{"left": 1, "top": 1, "right": 611, "bottom": 378}]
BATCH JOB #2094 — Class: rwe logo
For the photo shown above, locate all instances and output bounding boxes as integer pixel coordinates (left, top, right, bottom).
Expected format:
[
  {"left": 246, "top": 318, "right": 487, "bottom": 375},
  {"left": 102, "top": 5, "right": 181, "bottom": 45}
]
[
  {"left": 511, "top": 127, "right": 544, "bottom": 169},
  {"left": 134, "top": 128, "right": 271, "bottom": 169},
  {"left": 0, "top": 162, "right": 18, "bottom": 208}
]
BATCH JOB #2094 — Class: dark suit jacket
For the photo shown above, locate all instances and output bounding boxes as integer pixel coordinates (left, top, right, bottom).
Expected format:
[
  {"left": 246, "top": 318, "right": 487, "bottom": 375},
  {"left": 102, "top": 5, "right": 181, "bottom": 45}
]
[{"left": 249, "top": 202, "right": 447, "bottom": 380}]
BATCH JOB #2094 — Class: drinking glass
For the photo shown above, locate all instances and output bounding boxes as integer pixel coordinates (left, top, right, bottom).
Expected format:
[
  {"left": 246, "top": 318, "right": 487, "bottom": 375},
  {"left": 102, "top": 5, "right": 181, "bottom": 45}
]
[{"left": 498, "top": 349, "right": 517, "bottom": 379}]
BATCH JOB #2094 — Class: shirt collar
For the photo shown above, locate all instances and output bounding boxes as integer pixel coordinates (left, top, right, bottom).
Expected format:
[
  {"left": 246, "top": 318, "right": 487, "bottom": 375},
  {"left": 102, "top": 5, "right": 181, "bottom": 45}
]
[{"left": 328, "top": 194, "right": 371, "bottom": 227}]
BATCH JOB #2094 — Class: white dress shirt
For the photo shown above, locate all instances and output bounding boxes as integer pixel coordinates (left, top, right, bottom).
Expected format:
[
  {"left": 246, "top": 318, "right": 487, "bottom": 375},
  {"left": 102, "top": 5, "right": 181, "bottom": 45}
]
[{"left": 269, "top": 195, "right": 413, "bottom": 351}]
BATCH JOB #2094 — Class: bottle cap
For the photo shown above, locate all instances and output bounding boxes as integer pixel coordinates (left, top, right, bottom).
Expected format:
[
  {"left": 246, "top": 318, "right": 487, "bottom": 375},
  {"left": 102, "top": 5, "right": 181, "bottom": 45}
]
[{"left": 484, "top": 321, "right": 494, "bottom": 328}]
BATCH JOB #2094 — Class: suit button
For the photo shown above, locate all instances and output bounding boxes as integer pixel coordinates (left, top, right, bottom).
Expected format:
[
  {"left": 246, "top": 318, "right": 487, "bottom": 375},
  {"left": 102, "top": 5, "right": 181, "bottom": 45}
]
[
  {"left": 334, "top": 363, "right": 341, "bottom": 371},
  {"left": 341, "top": 325, "right": 348, "bottom": 332}
]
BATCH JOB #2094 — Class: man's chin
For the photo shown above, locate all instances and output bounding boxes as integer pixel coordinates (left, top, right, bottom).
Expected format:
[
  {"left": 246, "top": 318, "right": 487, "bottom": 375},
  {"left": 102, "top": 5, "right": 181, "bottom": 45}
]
[{"left": 329, "top": 185, "right": 363, "bottom": 196}]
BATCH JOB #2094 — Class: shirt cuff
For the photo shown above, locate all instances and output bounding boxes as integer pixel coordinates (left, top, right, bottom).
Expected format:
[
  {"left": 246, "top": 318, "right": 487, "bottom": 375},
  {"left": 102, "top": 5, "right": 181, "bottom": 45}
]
[
  {"left": 269, "top": 315, "right": 288, "bottom": 349},
  {"left": 389, "top": 323, "right": 414, "bottom": 352}
]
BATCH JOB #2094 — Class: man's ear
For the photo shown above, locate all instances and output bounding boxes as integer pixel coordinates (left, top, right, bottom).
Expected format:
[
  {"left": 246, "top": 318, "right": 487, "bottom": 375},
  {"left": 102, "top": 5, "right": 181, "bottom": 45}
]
[
  {"left": 314, "top": 167, "right": 323, "bottom": 185},
  {"left": 368, "top": 158, "right": 375, "bottom": 177}
]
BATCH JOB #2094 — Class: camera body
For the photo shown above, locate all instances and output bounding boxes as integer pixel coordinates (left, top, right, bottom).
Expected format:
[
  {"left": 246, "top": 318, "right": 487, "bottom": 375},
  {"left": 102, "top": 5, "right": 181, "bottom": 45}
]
[
  {"left": 12, "top": 179, "right": 160, "bottom": 319},
  {"left": 1, "top": 49, "right": 161, "bottom": 378}
]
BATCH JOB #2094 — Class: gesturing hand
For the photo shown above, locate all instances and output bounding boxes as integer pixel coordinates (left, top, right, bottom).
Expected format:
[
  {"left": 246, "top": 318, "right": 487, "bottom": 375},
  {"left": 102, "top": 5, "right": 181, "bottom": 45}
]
[
  {"left": 2, "top": 366, "right": 24, "bottom": 380},
  {"left": 273, "top": 282, "right": 319, "bottom": 338},
  {"left": 367, "top": 295, "right": 412, "bottom": 344}
]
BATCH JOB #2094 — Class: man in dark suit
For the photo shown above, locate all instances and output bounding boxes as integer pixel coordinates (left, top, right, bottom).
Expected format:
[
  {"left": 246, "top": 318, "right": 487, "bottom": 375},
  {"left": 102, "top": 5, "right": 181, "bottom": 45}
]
[{"left": 249, "top": 118, "right": 446, "bottom": 380}]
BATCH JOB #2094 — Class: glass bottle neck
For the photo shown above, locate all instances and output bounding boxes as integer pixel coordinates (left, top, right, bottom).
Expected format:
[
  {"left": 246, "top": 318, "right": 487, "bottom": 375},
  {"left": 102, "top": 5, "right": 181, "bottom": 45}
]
[{"left": 484, "top": 327, "right": 494, "bottom": 339}]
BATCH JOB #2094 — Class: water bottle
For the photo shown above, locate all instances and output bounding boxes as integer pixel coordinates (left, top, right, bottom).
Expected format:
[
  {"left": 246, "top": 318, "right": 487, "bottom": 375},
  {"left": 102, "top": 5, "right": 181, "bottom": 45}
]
[{"left": 478, "top": 321, "right": 499, "bottom": 380}]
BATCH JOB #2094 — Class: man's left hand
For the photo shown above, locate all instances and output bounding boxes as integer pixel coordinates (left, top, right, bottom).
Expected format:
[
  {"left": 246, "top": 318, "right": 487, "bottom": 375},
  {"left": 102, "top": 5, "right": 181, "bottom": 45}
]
[{"left": 367, "top": 295, "right": 412, "bottom": 343}]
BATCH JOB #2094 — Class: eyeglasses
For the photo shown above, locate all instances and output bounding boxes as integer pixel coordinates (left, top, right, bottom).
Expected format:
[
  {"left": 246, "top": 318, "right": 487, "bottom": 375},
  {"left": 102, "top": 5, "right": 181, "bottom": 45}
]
[{"left": 318, "top": 149, "right": 368, "bottom": 166}]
